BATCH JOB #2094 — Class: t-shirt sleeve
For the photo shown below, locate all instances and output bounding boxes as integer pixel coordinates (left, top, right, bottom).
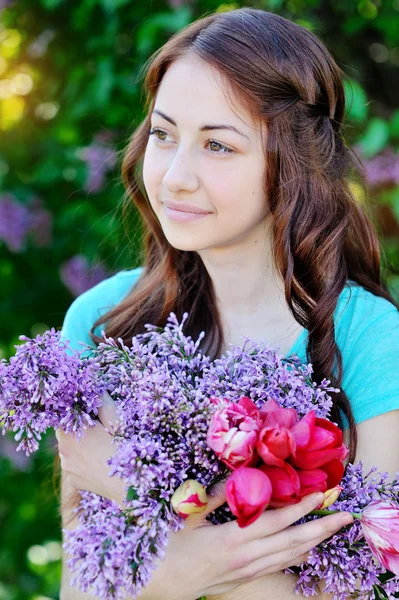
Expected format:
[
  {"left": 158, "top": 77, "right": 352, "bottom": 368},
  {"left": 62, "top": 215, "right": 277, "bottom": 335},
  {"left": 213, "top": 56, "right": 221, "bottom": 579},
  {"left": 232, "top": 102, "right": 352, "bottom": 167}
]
[
  {"left": 60, "top": 290, "right": 98, "bottom": 356},
  {"left": 342, "top": 308, "right": 399, "bottom": 424},
  {"left": 60, "top": 268, "right": 143, "bottom": 356}
]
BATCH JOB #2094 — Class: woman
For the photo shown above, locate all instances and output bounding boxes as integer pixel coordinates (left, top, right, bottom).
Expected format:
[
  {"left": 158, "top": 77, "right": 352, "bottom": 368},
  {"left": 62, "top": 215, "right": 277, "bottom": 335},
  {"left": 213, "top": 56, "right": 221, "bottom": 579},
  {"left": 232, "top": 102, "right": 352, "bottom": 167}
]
[{"left": 57, "top": 7, "right": 399, "bottom": 599}]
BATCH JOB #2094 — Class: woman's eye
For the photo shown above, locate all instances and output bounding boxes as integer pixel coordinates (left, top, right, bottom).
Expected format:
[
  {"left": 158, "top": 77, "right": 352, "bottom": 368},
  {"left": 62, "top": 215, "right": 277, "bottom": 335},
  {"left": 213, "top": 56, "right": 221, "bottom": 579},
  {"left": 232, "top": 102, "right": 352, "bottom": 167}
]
[
  {"left": 207, "top": 140, "right": 234, "bottom": 154},
  {"left": 148, "top": 127, "right": 169, "bottom": 141},
  {"left": 148, "top": 127, "right": 235, "bottom": 155}
]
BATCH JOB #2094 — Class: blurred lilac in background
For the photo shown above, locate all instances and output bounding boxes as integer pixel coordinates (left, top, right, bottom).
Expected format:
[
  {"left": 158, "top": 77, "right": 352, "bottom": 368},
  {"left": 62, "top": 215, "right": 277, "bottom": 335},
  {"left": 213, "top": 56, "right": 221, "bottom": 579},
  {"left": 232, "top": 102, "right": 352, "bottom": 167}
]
[
  {"left": 0, "top": 434, "right": 32, "bottom": 471},
  {"left": 0, "top": 193, "right": 31, "bottom": 252},
  {"left": 0, "top": 193, "right": 53, "bottom": 252},
  {"left": 363, "top": 148, "right": 399, "bottom": 186},
  {"left": 59, "top": 254, "right": 109, "bottom": 297},
  {"left": 79, "top": 131, "right": 118, "bottom": 194}
]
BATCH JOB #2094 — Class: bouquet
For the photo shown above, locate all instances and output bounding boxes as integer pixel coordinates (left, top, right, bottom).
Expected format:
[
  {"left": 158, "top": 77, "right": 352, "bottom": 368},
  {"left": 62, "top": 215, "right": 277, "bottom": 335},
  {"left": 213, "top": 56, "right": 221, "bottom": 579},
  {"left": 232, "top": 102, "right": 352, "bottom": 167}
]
[{"left": 1, "top": 313, "right": 399, "bottom": 600}]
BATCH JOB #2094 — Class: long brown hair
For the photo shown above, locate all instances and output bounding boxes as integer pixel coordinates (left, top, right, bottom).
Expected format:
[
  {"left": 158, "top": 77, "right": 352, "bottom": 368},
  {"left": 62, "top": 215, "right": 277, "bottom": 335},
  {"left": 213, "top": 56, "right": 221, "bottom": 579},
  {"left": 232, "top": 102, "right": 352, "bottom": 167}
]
[{"left": 91, "top": 8, "right": 398, "bottom": 462}]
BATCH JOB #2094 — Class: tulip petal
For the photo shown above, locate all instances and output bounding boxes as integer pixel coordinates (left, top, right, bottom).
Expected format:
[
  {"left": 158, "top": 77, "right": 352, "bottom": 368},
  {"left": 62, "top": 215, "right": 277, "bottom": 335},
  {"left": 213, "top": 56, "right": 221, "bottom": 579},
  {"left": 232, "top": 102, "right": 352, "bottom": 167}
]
[
  {"left": 226, "top": 467, "right": 272, "bottom": 528},
  {"left": 319, "top": 459, "right": 345, "bottom": 489},
  {"left": 260, "top": 463, "right": 301, "bottom": 507},
  {"left": 291, "top": 411, "right": 315, "bottom": 449},
  {"left": 297, "top": 468, "right": 328, "bottom": 497},
  {"left": 361, "top": 500, "right": 399, "bottom": 575}
]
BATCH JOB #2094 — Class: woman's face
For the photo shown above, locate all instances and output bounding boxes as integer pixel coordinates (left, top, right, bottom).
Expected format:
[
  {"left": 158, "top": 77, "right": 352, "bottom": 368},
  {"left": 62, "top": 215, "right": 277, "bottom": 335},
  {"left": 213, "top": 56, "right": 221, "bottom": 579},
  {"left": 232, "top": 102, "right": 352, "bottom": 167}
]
[{"left": 142, "top": 53, "right": 269, "bottom": 253}]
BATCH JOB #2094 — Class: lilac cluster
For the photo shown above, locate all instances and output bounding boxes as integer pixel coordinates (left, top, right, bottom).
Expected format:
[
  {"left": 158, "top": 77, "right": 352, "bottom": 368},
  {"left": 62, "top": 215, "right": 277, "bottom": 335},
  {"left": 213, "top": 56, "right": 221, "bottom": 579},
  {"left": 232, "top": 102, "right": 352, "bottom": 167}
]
[
  {"left": 3, "top": 314, "right": 395, "bottom": 599},
  {"left": 199, "top": 339, "right": 336, "bottom": 419},
  {"left": 0, "top": 328, "right": 104, "bottom": 454},
  {"left": 64, "top": 491, "right": 177, "bottom": 599},
  {"left": 0, "top": 314, "right": 337, "bottom": 598},
  {"left": 0, "top": 193, "right": 52, "bottom": 253},
  {"left": 59, "top": 254, "right": 109, "bottom": 297},
  {"left": 292, "top": 463, "right": 399, "bottom": 599}
]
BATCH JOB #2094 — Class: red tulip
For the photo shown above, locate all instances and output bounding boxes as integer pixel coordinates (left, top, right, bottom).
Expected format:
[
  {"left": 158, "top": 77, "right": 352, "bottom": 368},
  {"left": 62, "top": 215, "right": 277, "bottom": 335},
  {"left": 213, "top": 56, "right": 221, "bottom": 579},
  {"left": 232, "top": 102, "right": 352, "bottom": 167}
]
[
  {"left": 256, "top": 399, "right": 299, "bottom": 467},
  {"left": 226, "top": 466, "right": 272, "bottom": 527},
  {"left": 297, "top": 468, "right": 328, "bottom": 497},
  {"left": 361, "top": 500, "right": 399, "bottom": 575},
  {"left": 320, "top": 458, "right": 345, "bottom": 489},
  {"left": 207, "top": 396, "right": 261, "bottom": 470},
  {"left": 290, "top": 411, "right": 348, "bottom": 469},
  {"left": 260, "top": 462, "right": 301, "bottom": 507}
]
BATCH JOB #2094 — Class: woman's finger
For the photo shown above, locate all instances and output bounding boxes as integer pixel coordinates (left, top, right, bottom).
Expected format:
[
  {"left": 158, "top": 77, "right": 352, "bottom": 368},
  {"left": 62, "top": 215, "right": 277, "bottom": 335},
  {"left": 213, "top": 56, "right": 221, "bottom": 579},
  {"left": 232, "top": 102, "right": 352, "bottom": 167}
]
[
  {"left": 248, "top": 510, "right": 353, "bottom": 559},
  {"left": 238, "top": 493, "right": 325, "bottom": 542},
  {"left": 98, "top": 391, "right": 119, "bottom": 432}
]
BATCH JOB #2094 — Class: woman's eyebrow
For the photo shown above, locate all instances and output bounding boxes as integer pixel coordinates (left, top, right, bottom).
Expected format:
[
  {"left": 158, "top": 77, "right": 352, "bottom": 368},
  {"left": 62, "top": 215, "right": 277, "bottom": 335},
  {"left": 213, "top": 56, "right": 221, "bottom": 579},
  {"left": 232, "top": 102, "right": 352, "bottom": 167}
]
[{"left": 152, "top": 109, "right": 251, "bottom": 141}]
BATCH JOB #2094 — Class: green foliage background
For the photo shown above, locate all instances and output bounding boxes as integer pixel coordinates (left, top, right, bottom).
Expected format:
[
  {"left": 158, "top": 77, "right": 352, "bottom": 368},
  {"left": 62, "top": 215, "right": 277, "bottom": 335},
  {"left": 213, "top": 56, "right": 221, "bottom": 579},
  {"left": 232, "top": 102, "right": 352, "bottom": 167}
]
[{"left": 0, "top": 0, "right": 398, "bottom": 598}]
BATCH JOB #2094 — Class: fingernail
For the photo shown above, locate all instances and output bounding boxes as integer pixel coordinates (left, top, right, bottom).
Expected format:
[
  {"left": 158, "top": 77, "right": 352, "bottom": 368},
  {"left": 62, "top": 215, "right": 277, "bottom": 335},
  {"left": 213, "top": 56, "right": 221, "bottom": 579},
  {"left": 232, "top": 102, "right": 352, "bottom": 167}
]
[{"left": 312, "top": 493, "right": 325, "bottom": 506}]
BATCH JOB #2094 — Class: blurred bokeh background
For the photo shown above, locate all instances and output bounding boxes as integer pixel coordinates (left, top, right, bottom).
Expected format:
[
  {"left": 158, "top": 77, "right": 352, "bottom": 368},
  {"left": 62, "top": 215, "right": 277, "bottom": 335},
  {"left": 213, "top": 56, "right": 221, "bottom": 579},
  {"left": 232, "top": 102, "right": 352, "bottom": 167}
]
[{"left": 0, "top": 0, "right": 398, "bottom": 598}]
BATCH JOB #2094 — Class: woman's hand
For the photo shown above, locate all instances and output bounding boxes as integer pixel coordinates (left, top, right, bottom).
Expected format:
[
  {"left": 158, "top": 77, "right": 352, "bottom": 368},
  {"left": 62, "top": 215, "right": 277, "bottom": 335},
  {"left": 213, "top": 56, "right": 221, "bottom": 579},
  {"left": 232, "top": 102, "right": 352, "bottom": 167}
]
[
  {"left": 58, "top": 393, "right": 353, "bottom": 600},
  {"left": 56, "top": 392, "right": 125, "bottom": 507}
]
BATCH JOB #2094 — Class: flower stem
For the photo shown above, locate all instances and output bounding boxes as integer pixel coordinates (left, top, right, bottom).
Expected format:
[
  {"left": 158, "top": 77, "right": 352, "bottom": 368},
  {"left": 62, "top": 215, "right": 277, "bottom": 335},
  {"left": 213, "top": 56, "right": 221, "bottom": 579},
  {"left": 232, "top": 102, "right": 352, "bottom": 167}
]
[{"left": 309, "top": 509, "right": 362, "bottom": 519}]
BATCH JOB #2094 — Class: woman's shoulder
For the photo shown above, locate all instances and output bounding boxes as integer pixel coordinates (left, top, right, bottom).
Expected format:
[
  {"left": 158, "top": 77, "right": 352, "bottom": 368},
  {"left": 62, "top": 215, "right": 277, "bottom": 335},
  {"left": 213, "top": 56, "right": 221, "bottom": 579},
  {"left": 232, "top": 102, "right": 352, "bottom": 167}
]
[
  {"left": 335, "top": 280, "right": 399, "bottom": 352},
  {"left": 336, "top": 280, "right": 399, "bottom": 425},
  {"left": 60, "top": 266, "right": 144, "bottom": 353}
]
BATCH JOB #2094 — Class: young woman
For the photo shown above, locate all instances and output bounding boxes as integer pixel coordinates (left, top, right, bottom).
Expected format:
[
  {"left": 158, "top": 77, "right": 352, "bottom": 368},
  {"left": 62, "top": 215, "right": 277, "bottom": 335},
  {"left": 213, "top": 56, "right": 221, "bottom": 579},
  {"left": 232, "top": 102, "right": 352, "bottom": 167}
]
[{"left": 57, "top": 7, "right": 399, "bottom": 599}]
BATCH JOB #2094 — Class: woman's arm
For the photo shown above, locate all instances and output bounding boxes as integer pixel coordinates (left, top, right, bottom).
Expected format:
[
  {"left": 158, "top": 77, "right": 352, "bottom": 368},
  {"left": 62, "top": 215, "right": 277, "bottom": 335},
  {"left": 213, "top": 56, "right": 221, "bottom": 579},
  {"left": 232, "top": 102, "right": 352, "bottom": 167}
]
[
  {"left": 209, "top": 571, "right": 319, "bottom": 600},
  {"left": 210, "top": 410, "right": 399, "bottom": 600},
  {"left": 60, "top": 472, "right": 97, "bottom": 600}
]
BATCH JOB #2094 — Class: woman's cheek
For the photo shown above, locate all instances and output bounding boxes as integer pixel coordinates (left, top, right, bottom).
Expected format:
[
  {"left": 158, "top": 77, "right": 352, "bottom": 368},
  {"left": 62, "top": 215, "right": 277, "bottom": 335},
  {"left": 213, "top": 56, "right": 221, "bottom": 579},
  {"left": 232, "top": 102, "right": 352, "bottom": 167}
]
[{"left": 143, "top": 146, "right": 164, "bottom": 196}]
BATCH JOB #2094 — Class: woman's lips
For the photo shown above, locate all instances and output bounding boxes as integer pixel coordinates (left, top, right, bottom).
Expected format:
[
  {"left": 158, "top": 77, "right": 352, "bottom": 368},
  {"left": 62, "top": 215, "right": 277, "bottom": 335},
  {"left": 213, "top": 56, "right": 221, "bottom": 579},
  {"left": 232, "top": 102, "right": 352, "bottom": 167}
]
[{"left": 163, "top": 204, "right": 212, "bottom": 223}]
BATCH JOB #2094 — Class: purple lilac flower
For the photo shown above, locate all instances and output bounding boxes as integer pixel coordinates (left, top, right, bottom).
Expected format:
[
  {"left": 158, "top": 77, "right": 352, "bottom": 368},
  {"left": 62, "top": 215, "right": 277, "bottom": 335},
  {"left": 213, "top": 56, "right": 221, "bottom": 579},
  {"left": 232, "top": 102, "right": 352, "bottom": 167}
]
[
  {"left": 2, "top": 313, "right": 398, "bottom": 598},
  {"left": 0, "top": 193, "right": 53, "bottom": 252},
  {"left": 79, "top": 133, "right": 118, "bottom": 194},
  {"left": 59, "top": 255, "right": 109, "bottom": 297},
  {"left": 291, "top": 463, "right": 399, "bottom": 599},
  {"left": 27, "top": 196, "right": 53, "bottom": 247},
  {"left": 0, "top": 193, "right": 31, "bottom": 252},
  {"left": 0, "top": 433, "right": 32, "bottom": 470},
  {"left": 0, "top": 329, "right": 104, "bottom": 454},
  {"left": 362, "top": 147, "right": 399, "bottom": 187}
]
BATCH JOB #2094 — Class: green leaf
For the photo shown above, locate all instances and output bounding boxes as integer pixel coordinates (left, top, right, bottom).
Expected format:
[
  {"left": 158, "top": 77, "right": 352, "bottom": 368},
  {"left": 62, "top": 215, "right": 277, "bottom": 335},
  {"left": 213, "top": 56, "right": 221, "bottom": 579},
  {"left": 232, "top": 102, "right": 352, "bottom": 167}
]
[
  {"left": 390, "top": 110, "right": 399, "bottom": 140},
  {"left": 40, "top": 0, "right": 65, "bottom": 8},
  {"left": 344, "top": 79, "right": 368, "bottom": 123},
  {"left": 136, "top": 8, "right": 192, "bottom": 55},
  {"left": 126, "top": 486, "right": 139, "bottom": 502},
  {"left": 391, "top": 188, "right": 399, "bottom": 223},
  {"left": 358, "top": 117, "right": 390, "bottom": 158},
  {"left": 102, "top": 0, "right": 131, "bottom": 10}
]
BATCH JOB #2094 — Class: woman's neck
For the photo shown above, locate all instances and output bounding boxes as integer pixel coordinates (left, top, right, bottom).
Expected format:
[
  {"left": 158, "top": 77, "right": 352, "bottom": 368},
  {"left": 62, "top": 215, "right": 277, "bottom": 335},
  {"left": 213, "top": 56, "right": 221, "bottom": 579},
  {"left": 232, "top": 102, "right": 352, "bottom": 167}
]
[
  {"left": 197, "top": 218, "right": 304, "bottom": 355},
  {"left": 198, "top": 216, "right": 284, "bottom": 317}
]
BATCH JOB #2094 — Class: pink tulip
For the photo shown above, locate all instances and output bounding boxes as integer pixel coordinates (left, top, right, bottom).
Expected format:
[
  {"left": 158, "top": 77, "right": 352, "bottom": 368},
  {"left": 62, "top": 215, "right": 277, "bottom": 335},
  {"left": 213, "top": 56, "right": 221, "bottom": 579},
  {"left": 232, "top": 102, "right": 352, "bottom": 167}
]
[
  {"left": 260, "top": 462, "right": 301, "bottom": 507},
  {"left": 259, "top": 398, "right": 298, "bottom": 429},
  {"left": 290, "top": 411, "right": 348, "bottom": 470},
  {"left": 207, "top": 396, "right": 262, "bottom": 469},
  {"left": 361, "top": 500, "right": 399, "bottom": 575},
  {"left": 226, "top": 466, "right": 272, "bottom": 528}
]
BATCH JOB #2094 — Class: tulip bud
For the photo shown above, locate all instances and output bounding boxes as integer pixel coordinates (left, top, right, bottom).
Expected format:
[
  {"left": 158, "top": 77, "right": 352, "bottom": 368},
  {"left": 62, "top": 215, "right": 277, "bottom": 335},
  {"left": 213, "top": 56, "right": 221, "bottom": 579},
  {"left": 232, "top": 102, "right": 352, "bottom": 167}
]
[
  {"left": 317, "top": 485, "right": 343, "bottom": 509},
  {"left": 171, "top": 480, "right": 208, "bottom": 519}
]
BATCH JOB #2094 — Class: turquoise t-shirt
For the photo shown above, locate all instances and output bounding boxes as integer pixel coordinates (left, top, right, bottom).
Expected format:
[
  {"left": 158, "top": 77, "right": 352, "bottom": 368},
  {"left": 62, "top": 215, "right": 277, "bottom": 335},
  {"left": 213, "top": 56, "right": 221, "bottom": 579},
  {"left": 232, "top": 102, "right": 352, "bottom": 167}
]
[{"left": 60, "top": 267, "right": 399, "bottom": 426}]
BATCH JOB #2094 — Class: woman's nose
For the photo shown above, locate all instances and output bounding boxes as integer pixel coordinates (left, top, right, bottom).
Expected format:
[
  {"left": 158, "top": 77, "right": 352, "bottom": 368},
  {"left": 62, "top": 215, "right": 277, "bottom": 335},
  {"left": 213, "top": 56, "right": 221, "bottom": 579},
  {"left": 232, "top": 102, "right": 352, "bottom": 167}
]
[{"left": 162, "top": 147, "right": 199, "bottom": 194}]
